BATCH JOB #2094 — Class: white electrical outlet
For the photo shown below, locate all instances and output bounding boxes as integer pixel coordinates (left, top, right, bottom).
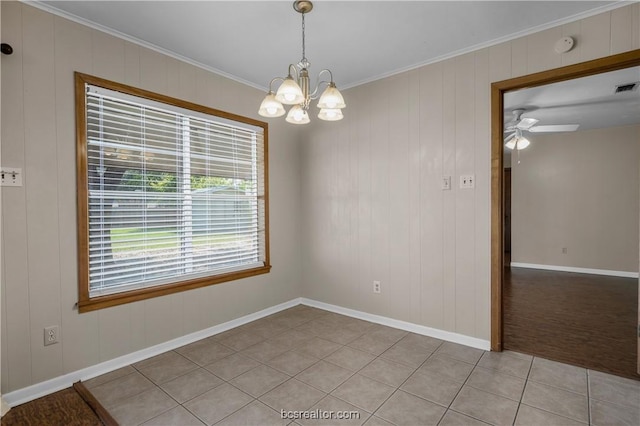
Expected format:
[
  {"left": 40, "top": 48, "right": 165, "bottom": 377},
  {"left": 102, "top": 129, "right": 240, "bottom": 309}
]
[
  {"left": 373, "top": 280, "right": 381, "bottom": 294},
  {"left": 44, "top": 325, "right": 59, "bottom": 346},
  {"left": 1, "top": 167, "right": 23, "bottom": 187},
  {"left": 459, "top": 174, "right": 475, "bottom": 189}
]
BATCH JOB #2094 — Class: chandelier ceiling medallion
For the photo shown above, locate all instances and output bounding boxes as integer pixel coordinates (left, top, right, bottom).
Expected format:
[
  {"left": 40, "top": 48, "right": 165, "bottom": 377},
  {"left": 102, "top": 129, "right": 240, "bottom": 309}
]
[{"left": 258, "top": 1, "right": 346, "bottom": 125}]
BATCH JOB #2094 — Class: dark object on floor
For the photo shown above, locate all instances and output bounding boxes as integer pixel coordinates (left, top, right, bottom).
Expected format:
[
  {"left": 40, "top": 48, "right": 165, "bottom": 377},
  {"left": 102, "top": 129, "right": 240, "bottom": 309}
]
[{"left": 1, "top": 382, "right": 117, "bottom": 426}]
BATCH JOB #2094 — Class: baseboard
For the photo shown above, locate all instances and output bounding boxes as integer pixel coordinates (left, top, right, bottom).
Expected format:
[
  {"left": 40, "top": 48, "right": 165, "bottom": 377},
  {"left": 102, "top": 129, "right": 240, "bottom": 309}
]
[
  {"left": 300, "top": 298, "right": 490, "bottom": 351},
  {"left": 2, "top": 298, "right": 302, "bottom": 408},
  {"left": 510, "top": 262, "right": 639, "bottom": 279},
  {"left": 0, "top": 395, "right": 10, "bottom": 417},
  {"left": 3, "top": 296, "right": 492, "bottom": 407}
]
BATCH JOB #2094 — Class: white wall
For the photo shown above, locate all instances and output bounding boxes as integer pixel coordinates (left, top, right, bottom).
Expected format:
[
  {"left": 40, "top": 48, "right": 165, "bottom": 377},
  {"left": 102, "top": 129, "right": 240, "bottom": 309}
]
[
  {"left": 300, "top": 4, "right": 640, "bottom": 341},
  {"left": 511, "top": 126, "right": 640, "bottom": 273},
  {"left": 0, "top": 2, "right": 302, "bottom": 394}
]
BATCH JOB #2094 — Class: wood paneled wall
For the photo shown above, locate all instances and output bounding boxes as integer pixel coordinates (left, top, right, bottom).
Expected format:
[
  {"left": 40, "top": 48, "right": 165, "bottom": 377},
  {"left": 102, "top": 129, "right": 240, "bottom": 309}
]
[
  {"left": 300, "top": 4, "right": 640, "bottom": 341},
  {"left": 1, "top": 2, "right": 303, "bottom": 393},
  {"left": 1, "top": 1, "right": 639, "bottom": 396}
]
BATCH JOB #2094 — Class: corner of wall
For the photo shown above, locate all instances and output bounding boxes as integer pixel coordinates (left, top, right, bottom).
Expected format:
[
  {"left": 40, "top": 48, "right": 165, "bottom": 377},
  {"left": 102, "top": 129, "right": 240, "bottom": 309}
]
[{"left": 0, "top": 396, "right": 10, "bottom": 417}]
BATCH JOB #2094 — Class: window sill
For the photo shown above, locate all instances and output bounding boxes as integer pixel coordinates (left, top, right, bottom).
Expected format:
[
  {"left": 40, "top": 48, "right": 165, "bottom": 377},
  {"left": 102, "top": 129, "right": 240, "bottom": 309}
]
[{"left": 77, "top": 264, "right": 272, "bottom": 313}]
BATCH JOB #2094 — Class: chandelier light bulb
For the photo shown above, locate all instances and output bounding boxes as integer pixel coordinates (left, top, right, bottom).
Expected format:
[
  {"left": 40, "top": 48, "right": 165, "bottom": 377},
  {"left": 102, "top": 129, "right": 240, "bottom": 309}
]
[
  {"left": 324, "top": 110, "right": 337, "bottom": 119},
  {"left": 317, "top": 83, "right": 346, "bottom": 109},
  {"left": 258, "top": 92, "right": 286, "bottom": 117},
  {"left": 318, "top": 108, "right": 344, "bottom": 121},
  {"left": 286, "top": 105, "right": 310, "bottom": 124},
  {"left": 275, "top": 76, "right": 305, "bottom": 105}
]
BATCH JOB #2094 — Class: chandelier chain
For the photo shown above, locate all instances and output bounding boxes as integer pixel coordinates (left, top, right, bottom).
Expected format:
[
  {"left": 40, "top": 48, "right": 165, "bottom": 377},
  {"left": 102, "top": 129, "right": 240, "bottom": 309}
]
[{"left": 301, "top": 12, "right": 306, "bottom": 62}]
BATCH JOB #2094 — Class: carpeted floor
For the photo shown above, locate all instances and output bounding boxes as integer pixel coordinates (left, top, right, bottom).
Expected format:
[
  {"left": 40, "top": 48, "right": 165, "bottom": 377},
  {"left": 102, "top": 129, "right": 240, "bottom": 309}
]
[{"left": 1, "top": 383, "right": 115, "bottom": 426}]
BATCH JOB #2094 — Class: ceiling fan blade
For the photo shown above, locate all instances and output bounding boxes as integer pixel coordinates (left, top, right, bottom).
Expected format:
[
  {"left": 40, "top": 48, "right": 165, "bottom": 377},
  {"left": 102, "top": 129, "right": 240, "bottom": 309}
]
[
  {"left": 516, "top": 117, "right": 539, "bottom": 130},
  {"left": 528, "top": 124, "right": 580, "bottom": 133}
]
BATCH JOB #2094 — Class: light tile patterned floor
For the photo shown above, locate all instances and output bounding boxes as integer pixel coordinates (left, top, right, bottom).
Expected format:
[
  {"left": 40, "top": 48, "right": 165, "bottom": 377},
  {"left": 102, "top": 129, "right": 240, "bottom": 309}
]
[{"left": 84, "top": 305, "right": 640, "bottom": 426}]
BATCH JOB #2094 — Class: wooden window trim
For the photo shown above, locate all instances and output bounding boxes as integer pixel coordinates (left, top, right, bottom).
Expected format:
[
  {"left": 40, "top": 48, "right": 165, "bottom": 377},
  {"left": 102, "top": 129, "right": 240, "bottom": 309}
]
[{"left": 75, "top": 72, "right": 271, "bottom": 313}]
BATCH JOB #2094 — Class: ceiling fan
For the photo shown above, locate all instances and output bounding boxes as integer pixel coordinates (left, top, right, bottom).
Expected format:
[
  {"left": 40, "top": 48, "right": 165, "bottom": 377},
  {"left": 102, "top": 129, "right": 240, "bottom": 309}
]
[{"left": 504, "top": 109, "right": 579, "bottom": 150}]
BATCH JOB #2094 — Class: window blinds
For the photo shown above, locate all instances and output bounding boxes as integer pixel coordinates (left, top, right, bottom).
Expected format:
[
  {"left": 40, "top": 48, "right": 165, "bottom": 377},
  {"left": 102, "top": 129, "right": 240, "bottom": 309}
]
[{"left": 85, "top": 85, "right": 266, "bottom": 297}]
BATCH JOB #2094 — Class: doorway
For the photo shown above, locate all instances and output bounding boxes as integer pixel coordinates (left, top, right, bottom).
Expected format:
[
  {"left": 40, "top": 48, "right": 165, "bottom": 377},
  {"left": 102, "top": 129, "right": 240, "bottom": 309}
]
[
  {"left": 490, "top": 49, "right": 640, "bottom": 378},
  {"left": 503, "top": 168, "right": 511, "bottom": 262}
]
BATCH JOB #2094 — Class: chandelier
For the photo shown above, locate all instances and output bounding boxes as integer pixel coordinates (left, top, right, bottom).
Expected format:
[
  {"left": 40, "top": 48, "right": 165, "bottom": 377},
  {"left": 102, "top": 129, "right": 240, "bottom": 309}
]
[{"left": 258, "top": 1, "right": 346, "bottom": 124}]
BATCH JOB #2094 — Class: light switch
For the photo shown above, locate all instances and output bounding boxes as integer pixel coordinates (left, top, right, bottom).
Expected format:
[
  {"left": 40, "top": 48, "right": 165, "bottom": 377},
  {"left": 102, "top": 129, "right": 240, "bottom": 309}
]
[
  {"left": 441, "top": 176, "right": 451, "bottom": 190},
  {"left": 459, "top": 174, "right": 475, "bottom": 189},
  {"left": 1, "top": 167, "right": 22, "bottom": 187}
]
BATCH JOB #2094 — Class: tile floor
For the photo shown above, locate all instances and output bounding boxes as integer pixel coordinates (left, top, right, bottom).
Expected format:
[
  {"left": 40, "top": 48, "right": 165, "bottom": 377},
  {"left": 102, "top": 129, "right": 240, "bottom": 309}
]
[{"left": 83, "top": 305, "right": 640, "bottom": 425}]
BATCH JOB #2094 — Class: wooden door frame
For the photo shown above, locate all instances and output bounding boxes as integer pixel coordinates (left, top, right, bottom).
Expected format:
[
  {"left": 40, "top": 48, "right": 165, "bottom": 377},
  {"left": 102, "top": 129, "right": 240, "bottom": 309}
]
[{"left": 490, "top": 49, "right": 640, "bottom": 351}]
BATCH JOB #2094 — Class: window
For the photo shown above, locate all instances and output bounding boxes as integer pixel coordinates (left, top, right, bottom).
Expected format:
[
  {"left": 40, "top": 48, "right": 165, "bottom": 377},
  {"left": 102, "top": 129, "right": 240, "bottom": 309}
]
[{"left": 75, "top": 73, "right": 270, "bottom": 312}]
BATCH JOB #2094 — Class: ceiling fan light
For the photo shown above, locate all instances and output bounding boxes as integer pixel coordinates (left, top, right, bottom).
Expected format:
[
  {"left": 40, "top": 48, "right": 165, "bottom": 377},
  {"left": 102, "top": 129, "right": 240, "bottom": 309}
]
[
  {"left": 516, "top": 137, "right": 530, "bottom": 150},
  {"left": 276, "top": 76, "right": 305, "bottom": 105},
  {"left": 285, "top": 105, "right": 310, "bottom": 124},
  {"left": 317, "top": 83, "right": 346, "bottom": 109},
  {"left": 258, "top": 92, "right": 286, "bottom": 117},
  {"left": 504, "top": 132, "right": 517, "bottom": 150},
  {"left": 318, "top": 108, "right": 343, "bottom": 121}
]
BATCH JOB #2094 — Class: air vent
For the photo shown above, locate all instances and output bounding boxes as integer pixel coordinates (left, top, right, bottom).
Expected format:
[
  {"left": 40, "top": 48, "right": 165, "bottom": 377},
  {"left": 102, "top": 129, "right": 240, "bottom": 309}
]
[{"left": 614, "top": 82, "right": 638, "bottom": 93}]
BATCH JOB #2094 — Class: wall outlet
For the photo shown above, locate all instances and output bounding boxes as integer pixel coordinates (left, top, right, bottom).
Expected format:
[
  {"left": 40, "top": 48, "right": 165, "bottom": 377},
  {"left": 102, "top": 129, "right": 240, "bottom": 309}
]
[
  {"left": 373, "top": 280, "right": 381, "bottom": 294},
  {"left": 459, "top": 174, "right": 475, "bottom": 189},
  {"left": 562, "top": 247, "right": 568, "bottom": 254},
  {"left": 44, "top": 325, "right": 59, "bottom": 346}
]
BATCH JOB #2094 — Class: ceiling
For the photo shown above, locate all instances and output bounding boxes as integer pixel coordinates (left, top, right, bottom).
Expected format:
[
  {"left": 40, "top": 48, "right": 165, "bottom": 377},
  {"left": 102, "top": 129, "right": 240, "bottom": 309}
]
[
  {"left": 505, "top": 66, "right": 640, "bottom": 132},
  {"left": 39, "top": 0, "right": 622, "bottom": 91},
  {"left": 36, "top": 1, "right": 638, "bottom": 133}
]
